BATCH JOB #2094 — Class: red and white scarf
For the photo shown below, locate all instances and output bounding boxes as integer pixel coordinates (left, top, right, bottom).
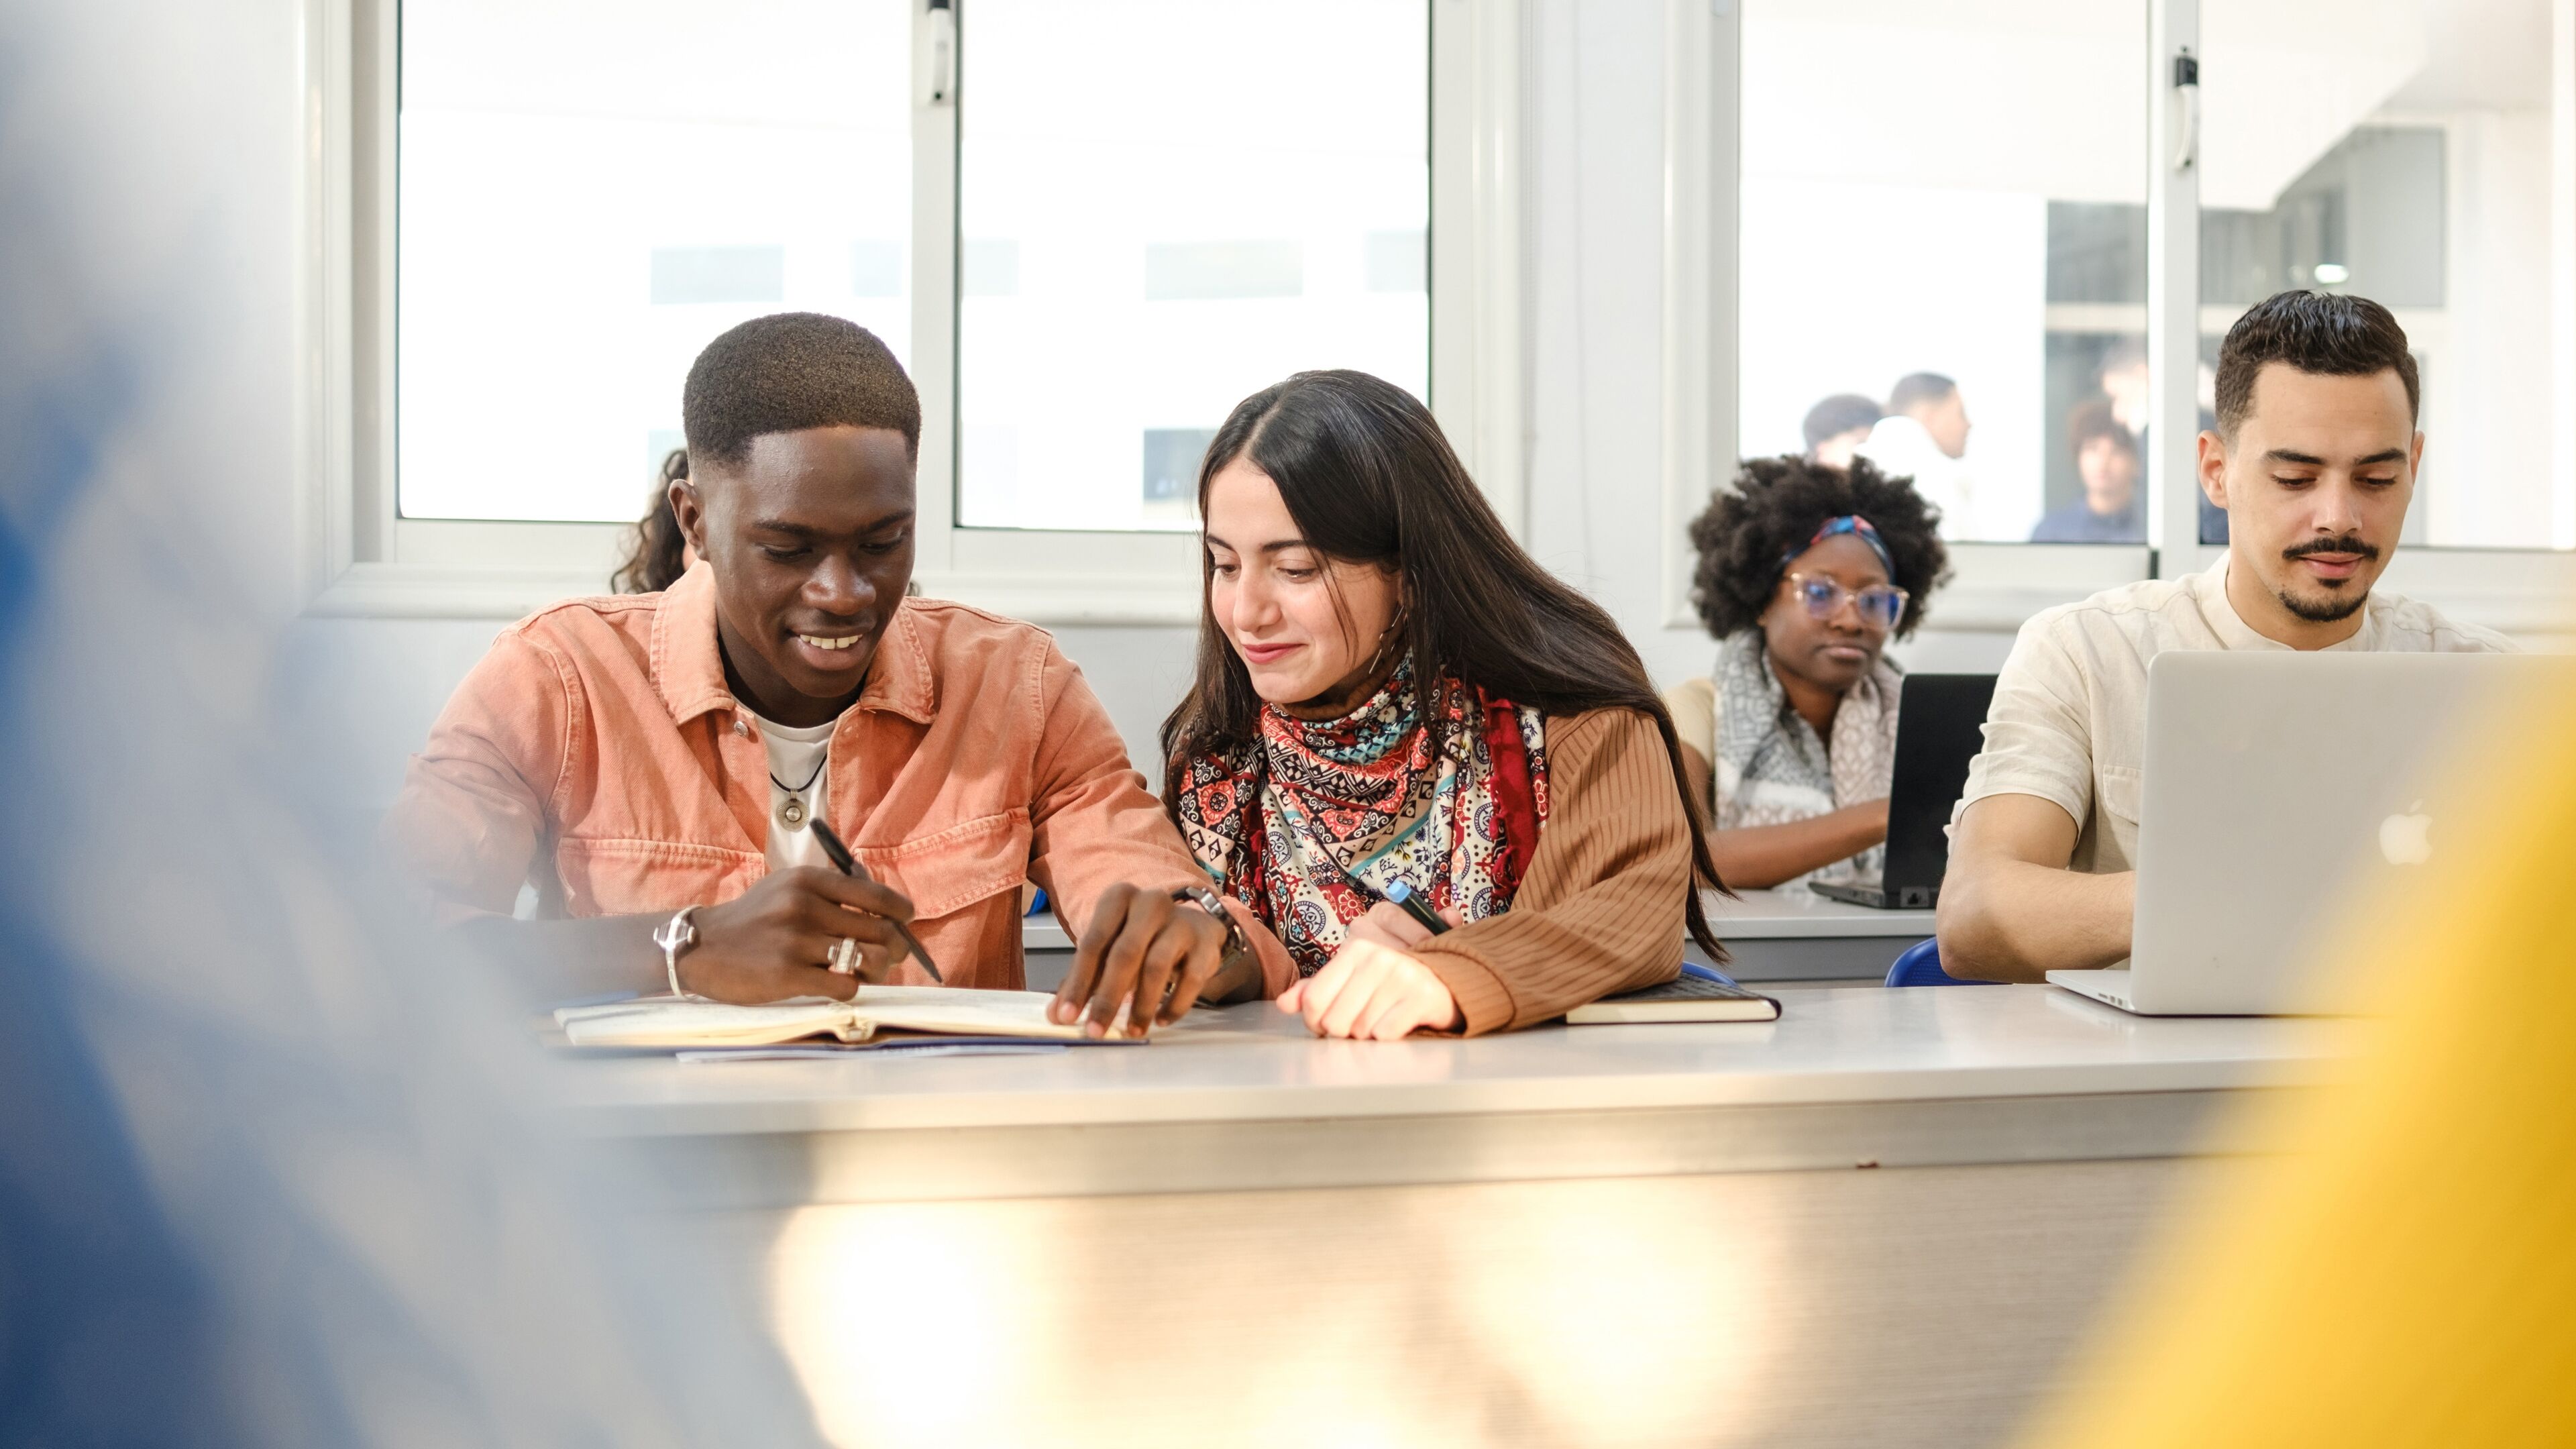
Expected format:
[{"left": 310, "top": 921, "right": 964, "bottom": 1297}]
[{"left": 1173, "top": 661, "right": 1550, "bottom": 976}]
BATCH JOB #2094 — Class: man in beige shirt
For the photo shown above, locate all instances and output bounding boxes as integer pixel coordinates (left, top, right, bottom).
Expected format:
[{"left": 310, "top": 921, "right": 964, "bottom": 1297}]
[{"left": 1937, "top": 292, "right": 2515, "bottom": 981}]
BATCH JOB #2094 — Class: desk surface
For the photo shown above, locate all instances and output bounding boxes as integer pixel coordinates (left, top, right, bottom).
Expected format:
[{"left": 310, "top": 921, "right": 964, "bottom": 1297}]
[
  {"left": 566, "top": 985, "right": 2351, "bottom": 1140},
  {"left": 1704, "top": 886, "right": 1935, "bottom": 937},
  {"left": 1022, "top": 887, "right": 1931, "bottom": 953}
]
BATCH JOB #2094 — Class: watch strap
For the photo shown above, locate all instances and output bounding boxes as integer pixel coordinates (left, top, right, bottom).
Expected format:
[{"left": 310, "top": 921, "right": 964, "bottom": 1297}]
[
  {"left": 655, "top": 904, "right": 703, "bottom": 1000},
  {"left": 1169, "top": 885, "right": 1251, "bottom": 969}
]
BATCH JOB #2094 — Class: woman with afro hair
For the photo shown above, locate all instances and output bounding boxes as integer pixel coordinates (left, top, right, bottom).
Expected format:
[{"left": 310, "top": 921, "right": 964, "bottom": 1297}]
[{"left": 1664, "top": 455, "right": 1949, "bottom": 893}]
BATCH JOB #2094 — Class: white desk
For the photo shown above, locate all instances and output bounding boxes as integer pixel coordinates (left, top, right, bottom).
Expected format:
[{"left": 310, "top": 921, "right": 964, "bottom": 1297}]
[
  {"left": 572, "top": 986, "right": 2339, "bottom": 1203},
  {"left": 1701, "top": 887, "right": 1935, "bottom": 983},
  {"left": 1022, "top": 886, "right": 1933, "bottom": 988},
  {"left": 570, "top": 988, "right": 2346, "bottom": 1448}
]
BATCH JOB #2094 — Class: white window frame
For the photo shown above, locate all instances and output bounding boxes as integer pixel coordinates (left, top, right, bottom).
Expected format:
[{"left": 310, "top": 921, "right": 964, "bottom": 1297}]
[
  {"left": 293, "top": 0, "right": 1526, "bottom": 623},
  {"left": 1660, "top": 0, "right": 2576, "bottom": 645}
]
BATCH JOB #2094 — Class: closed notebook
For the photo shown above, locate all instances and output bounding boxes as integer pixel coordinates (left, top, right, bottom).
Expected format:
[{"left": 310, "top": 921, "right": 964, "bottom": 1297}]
[
  {"left": 554, "top": 985, "right": 1087, "bottom": 1049},
  {"left": 1564, "top": 973, "right": 1781, "bottom": 1025}
]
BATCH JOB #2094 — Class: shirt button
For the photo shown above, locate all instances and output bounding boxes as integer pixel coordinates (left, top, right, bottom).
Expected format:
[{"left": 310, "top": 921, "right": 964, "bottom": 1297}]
[{"left": 733, "top": 718, "right": 749, "bottom": 737}]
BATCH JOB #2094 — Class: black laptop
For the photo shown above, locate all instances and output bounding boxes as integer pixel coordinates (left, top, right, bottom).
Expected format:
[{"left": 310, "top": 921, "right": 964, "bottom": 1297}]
[{"left": 1810, "top": 672, "right": 1997, "bottom": 910}]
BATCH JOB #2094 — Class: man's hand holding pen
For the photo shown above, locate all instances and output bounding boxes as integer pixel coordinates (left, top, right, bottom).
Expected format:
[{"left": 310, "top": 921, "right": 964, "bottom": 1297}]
[{"left": 673, "top": 865, "right": 921, "bottom": 1002}]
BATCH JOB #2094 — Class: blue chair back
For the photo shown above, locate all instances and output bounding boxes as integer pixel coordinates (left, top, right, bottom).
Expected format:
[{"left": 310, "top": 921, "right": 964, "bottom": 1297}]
[{"left": 1884, "top": 936, "right": 1994, "bottom": 987}]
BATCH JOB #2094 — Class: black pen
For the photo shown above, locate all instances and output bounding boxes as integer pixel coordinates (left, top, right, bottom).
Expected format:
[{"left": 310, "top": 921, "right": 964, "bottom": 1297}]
[
  {"left": 806, "top": 817, "right": 943, "bottom": 983},
  {"left": 1381, "top": 879, "right": 1451, "bottom": 936}
]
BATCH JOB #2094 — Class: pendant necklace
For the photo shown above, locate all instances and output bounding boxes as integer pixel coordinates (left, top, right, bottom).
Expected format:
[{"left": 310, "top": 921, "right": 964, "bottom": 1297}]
[{"left": 770, "top": 753, "right": 827, "bottom": 830}]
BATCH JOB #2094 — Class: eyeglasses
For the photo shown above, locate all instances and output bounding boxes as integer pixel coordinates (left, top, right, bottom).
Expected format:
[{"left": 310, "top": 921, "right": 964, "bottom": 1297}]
[{"left": 1784, "top": 573, "right": 1908, "bottom": 630}]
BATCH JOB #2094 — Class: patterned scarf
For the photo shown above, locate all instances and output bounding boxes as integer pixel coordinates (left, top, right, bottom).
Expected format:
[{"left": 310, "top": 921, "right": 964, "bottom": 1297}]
[
  {"left": 1173, "top": 660, "right": 1550, "bottom": 976},
  {"left": 1711, "top": 629, "right": 1902, "bottom": 894}
]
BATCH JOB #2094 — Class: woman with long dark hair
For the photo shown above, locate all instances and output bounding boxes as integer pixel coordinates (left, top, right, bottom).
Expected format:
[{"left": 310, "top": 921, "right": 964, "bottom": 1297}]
[
  {"left": 1150, "top": 370, "right": 1726, "bottom": 1038},
  {"left": 609, "top": 447, "right": 693, "bottom": 594}
]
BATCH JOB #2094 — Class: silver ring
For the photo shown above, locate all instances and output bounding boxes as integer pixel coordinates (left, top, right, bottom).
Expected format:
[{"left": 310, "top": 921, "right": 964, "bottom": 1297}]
[{"left": 830, "top": 936, "right": 859, "bottom": 975}]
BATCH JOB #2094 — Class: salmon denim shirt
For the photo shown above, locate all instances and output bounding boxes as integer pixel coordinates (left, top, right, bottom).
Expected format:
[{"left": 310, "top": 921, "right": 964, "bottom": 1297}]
[{"left": 385, "top": 562, "right": 1293, "bottom": 992}]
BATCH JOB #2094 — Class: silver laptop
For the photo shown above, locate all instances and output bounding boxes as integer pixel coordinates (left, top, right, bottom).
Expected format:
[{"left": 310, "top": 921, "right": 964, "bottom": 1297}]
[{"left": 2049, "top": 651, "right": 2570, "bottom": 1016}]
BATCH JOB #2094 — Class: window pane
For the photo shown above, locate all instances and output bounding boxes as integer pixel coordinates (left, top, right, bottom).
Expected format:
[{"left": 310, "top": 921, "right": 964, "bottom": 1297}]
[
  {"left": 2200, "top": 0, "right": 2571, "bottom": 549},
  {"left": 398, "top": 1, "right": 911, "bottom": 523},
  {"left": 956, "top": 0, "right": 1430, "bottom": 532},
  {"left": 1738, "top": 1, "right": 2149, "bottom": 544}
]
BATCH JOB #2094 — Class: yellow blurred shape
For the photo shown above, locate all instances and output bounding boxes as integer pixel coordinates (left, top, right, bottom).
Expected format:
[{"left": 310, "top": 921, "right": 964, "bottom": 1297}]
[{"left": 2023, "top": 677, "right": 2576, "bottom": 1447}]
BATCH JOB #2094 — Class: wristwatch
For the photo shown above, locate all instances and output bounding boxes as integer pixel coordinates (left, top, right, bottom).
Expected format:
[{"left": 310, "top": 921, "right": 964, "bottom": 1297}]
[
  {"left": 1170, "top": 885, "right": 1252, "bottom": 977},
  {"left": 654, "top": 904, "right": 704, "bottom": 1000}
]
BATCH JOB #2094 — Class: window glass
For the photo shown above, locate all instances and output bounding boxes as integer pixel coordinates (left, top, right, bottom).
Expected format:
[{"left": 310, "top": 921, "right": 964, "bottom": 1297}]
[
  {"left": 955, "top": 0, "right": 1430, "bottom": 532},
  {"left": 397, "top": 0, "right": 912, "bottom": 523},
  {"left": 2200, "top": 0, "right": 2571, "bottom": 549},
  {"left": 1738, "top": 1, "right": 2149, "bottom": 544}
]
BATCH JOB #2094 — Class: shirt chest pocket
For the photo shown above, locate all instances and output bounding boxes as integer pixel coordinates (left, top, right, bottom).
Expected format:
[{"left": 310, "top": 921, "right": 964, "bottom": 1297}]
[
  {"left": 855, "top": 810, "right": 1033, "bottom": 922},
  {"left": 553, "top": 837, "right": 763, "bottom": 918},
  {"left": 2098, "top": 765, "right": 2144, "bottom": 826}
]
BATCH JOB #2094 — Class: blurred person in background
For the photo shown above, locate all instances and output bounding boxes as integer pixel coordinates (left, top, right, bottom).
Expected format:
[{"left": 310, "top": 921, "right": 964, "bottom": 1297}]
[
  {"left": 610, "top": 446, "right": 695, "bottom": 594},
  {"left": 1108, "top": 370, "right": 1726, "bottom": 1040},
  {"left": 1666, "top": 456, "right": 1949, "bottom": 892},
  {"left": 2031, "top": 401, "right": 2144, "bottom": 543},
  {"left": 1859, "top": 371, "right": 1978, "bottom": 538},
  {"left": 2096, "top": 337, "right": 2229, "bottom": 544},
  {"left": 2096, "top": 337, "right": 2150, "bottom": 436},
  {"left": 1801, "top": 392, "right": 1882, "bottom": 470},
  {"left": 0, "top": 3, "right": 828, "bottom": 1440},
  {"left": 387, "top": 313, "right": 1267, "bottom": 1030},
  {"left": 1939, "top": 292, "right": 2514, "bottom": 983}
]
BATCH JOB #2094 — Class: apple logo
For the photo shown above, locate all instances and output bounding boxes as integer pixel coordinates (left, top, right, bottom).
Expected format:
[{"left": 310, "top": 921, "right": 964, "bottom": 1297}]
[{"left": 2379, "top": 802, "right": 2433, "bottom": 867}]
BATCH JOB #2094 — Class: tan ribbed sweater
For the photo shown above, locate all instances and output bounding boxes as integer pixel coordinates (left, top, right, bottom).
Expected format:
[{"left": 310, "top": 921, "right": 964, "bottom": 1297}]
[{"left": 1407, "top": 707, "right": 1691, "bottom": 1034}]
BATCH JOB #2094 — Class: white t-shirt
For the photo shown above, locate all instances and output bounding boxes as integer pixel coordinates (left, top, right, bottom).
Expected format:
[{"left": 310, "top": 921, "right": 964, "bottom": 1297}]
[
  {"left": 1955, "top": 559, "right": 2516, "bottom": 874},
  {"left": 743, "top": 706, "right": 841, "bottom": 873},
  {"left": 1857, "top": 414, "right": 1978, "bottom": 540}
]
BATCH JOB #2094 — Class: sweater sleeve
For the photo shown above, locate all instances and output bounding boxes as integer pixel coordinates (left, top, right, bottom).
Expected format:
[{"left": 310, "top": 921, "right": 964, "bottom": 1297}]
[{"left": 1409, "top": 708, "right": 1692, "bottom": 1034}]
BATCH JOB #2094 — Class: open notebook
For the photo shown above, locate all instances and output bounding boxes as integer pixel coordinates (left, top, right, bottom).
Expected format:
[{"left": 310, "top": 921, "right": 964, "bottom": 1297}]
[{"left": 554, "top": 985, "right": 1088, "bottom": 1049}]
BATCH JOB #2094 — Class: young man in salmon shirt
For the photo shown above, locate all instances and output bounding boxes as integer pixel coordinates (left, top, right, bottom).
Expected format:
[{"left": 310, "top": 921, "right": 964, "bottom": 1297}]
[{"left": 388, "top": 313, "right": 1285, "bottom": 1033}]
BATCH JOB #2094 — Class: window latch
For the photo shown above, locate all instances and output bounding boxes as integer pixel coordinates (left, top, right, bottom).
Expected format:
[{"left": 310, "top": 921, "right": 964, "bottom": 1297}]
[
  {"left": 926, "top": 0, "right": 955, "bottom": 107},
  {"left": 2170, "top": 48, "right": 2199, "bottom": 174}
]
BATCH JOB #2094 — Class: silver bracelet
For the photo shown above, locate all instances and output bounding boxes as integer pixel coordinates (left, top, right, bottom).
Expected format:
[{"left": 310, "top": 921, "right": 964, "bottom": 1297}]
[{"left": 653, "top": 904, "right": 704, "bottom": 1000}]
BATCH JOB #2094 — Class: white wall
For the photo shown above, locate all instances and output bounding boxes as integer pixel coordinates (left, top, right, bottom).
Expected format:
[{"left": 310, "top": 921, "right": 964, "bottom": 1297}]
[{"left": 291, "top": 0, "right": 2024, "bottom": 808}]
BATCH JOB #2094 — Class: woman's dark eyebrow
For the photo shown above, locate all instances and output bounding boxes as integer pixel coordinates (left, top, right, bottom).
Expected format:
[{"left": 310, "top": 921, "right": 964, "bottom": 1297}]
[{"left": 1202, "top": 532, "right": 1309, "bottom": 555}]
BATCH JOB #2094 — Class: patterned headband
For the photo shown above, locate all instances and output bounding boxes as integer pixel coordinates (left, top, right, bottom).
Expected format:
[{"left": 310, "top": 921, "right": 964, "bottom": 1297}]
[{"left": 1784, "top": 515, "right": 1894, "bottom": 578}]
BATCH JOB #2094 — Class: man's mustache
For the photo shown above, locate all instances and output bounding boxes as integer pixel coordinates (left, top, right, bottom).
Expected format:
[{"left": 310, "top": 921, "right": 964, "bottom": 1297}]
[{"left": 2283, "top": 534, "right": 2381, "bottom": 562}]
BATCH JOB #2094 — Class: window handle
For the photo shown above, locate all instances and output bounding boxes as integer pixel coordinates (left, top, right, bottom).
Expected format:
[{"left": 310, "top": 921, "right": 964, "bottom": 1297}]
[
  {"left": 927, "top": 0, "right": 955, "bottom": 106},
  {"left": 2170, "top": 48, "right": 2199, "bottom": 174}
]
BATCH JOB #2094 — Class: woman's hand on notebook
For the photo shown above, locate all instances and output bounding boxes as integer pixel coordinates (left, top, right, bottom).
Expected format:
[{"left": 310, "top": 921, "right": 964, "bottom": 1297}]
[
  {"left": 1278, "top": 902, "right": 1466, "bottom": 1040},
  {"left": 1049, "top": 884, "right": 1232, "bottom": 1038},
  {"left": 680, "top": 865, "right": 920, "bottom": 1003}
]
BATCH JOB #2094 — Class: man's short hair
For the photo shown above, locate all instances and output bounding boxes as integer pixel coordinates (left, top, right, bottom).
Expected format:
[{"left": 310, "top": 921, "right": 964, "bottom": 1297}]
[
  {"left": 2213, "top": 290, "right": 2418, "bottom": 441},
  {"left": 1887, "top": 372, "right": 1957, "bottom": 415},
  {"left": 2068, "top": 399, "right": 2136, "bottom": 460},
  {"left": 682, "top": 312, "right": 922, "bottom": 468},
  {"left": 1801, "top": 393, "right": 1883, "bottom": 451}
]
